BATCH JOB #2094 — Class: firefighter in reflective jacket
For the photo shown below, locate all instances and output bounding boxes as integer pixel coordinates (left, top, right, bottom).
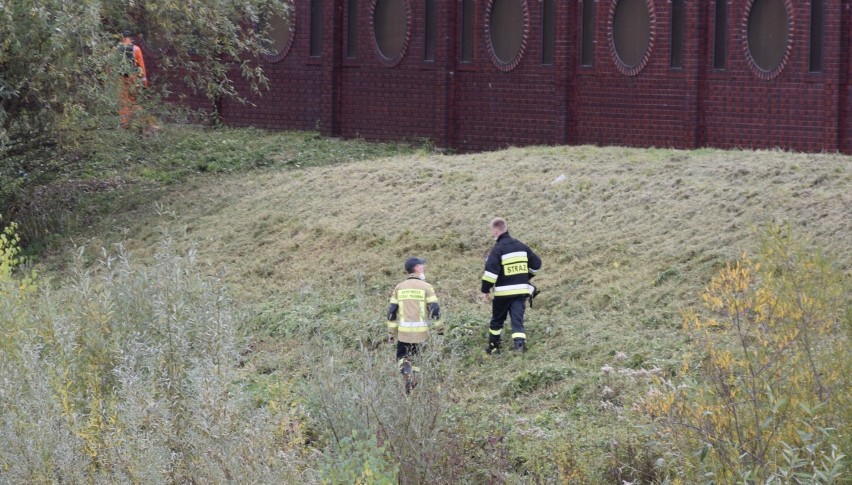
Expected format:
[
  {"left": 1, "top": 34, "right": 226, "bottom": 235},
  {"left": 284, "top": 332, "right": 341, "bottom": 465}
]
[
  {"left": 481, "top": 217, "right": 542, "bottom": 354},
  {"left": 387, "top": 257, "right": 443, "bottom": 393}
]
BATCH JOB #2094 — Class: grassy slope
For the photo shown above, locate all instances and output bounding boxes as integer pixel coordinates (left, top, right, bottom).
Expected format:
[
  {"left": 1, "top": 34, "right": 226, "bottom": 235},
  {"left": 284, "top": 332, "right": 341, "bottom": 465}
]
[{"left": 44, "top": 138, "right": 851, "bottom": 477}]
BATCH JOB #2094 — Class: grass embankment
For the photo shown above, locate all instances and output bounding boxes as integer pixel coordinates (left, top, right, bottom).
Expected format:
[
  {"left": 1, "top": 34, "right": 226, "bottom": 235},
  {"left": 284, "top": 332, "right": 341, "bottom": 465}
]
[
  {"left": 10, "top": 126, "right": 420, "bottom": 254},
  {"left": 21, "top": 128, "right": 852, "bottom": 481}
]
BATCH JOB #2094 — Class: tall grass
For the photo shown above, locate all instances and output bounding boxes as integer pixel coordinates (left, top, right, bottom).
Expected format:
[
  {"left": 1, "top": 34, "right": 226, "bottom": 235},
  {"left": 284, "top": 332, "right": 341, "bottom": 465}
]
[
  {"left": 301, "top": 340, "right": 593, "bottom": 483},
  {"left": 0, "top": 239, "right": 309, "bottom": 483}
]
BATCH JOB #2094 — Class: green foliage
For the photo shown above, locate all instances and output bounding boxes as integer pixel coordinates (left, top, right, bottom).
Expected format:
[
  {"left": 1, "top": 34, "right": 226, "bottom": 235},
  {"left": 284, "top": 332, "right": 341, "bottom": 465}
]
[
  {"left": 504, "top": 366, "right": 571, "bottom": 397},
  {"left": 0, "top": 241, "right": 309, "bottom": 482},
  {"left": 0, "top": 0, "right": 291, "bottom": 218},
  {"left": 774, "top": 411, "right": 848, "bottom": 485},
  {"left": 0, "top": 215, "right": 21, "bottom": 281},
  {"left": 641, "top": 226, "right": 850, "bottom": 483},
  {"left": 0, "top": 215, "right": 37, "bottom": 356},
  {"left": 319, "top": 430, "right": 398, "bottom": 484},
  {"left": 7, "top": 126, "right": 420, "bottom": 247}
]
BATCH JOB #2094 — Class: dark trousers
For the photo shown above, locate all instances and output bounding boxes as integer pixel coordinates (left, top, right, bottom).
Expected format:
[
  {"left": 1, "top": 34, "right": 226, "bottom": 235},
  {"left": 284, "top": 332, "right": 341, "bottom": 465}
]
[
  {"left": 396, "top": 341, "right": 420, "bottom": 361},
  {"left": 489, "top": 296, "right": 527, "bottom": 342}
]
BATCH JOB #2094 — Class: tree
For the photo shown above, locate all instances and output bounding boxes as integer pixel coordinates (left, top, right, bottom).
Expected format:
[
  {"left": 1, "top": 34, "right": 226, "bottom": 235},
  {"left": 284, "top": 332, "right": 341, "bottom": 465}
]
[{"left": 0, "top": 0, "right": 291, "bottom": 209}]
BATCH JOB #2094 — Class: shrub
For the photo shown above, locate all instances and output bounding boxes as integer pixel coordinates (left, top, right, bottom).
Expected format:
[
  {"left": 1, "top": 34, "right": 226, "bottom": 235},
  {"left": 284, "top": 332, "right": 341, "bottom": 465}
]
[
  {"left": 302, "top": 345, "right": 529, "bottom": 484},
  {"left": 0, "top": 240, "right": 309, "bottom": 482},
  {"left": 641, "top": 226, "right": 850, "bottom": 483},
  {"left": 318, "top": 430, "right": 398, "bottom": 484},
  {"left": 0, "top": 215, "right": 37, "bottom": 354}
]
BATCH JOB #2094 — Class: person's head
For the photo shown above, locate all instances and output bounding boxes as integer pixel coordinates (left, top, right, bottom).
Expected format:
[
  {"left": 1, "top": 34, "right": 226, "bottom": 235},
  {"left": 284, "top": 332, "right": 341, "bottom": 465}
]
[
  {"left": 121, "top": 30, "right": 133, "bottom": 40},
  {"left": 490, "top": 217, "right": 507, "bottom": 240},
  {"left": 404, "top": 257, "right": 426, "bottom": 277}
]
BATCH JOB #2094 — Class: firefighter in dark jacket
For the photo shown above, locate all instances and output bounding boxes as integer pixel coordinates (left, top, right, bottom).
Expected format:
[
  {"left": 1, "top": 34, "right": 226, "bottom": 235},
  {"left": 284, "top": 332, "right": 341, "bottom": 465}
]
[
  {"left": 481, "top": 217, "right": 542, "bottom": 354},
  {"left": 388, "top": 257, "right": 443, "bottom": 393}
]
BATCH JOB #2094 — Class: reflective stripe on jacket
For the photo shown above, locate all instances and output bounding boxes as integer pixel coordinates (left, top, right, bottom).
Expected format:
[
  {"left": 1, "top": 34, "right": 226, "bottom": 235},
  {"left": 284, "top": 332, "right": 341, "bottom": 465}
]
[{"left": 481, "top": 232, "right": 541, "bottom": 298}]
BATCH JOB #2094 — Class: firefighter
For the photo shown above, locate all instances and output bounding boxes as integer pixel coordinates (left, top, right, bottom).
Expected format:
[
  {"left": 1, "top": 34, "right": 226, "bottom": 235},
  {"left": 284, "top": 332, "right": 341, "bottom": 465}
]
[
  {"left": 481, "top": 217, "right": 542, "bottom": 354},
  {"left": 115, "top": 30, "right": 148, "bottom": 129},
  {"left": 387, "top": 257, "right": 443, "bottom": 393}
]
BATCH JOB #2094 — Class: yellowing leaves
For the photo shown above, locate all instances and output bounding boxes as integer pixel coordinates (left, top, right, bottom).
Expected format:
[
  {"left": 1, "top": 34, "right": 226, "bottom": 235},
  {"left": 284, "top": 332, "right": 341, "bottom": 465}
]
[
  {"left": 639, "top": 227, "right": 849, "bottom": 482},
  {"left": 0, "top": 216, "right": 37, "bottom": 300}
]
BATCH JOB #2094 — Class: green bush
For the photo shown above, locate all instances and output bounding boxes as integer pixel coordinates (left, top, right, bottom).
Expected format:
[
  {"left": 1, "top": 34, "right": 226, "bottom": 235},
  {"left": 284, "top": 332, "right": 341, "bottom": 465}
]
[
  {"left": 319, "top": 430, "right": 398, "bottom": 484},
  {"left": 641, "top": 226, "right": 850, "bottom": 483},
  {"left": 0, "top": 240, "right": 309, "bottom": 482}
]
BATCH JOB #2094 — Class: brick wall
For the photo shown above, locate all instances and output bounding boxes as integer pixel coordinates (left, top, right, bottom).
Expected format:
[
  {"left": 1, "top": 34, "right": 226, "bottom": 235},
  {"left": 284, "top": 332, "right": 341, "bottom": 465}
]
[
  {"left": 449, "top": 0, "right": 567, "bottom": 152},
  {"left": 148, "top": 0, "right": 852, "bottom": 154},
  {"left": 220, "top": 1, "right": 335, "bottom": 133},
  {"left": 570, "top": 0, "right": 698, "bottom": 149},
  {"left": 699, "top": 0, "right": 846, "bottom": 152},
  {"left": 842, "top": 0, "right": 852, "bottom": 152}
]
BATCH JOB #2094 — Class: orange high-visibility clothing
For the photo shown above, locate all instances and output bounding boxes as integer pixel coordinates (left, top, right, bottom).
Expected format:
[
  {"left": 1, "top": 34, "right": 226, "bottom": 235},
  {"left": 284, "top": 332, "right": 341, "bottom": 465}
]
[{"left": 117, "top": 38, "right": 148, "bottom": 128}]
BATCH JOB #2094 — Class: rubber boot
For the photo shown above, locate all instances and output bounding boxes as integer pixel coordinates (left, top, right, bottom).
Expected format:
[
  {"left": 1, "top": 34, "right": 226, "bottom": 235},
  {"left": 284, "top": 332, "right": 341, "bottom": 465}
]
[
  {"left": 513, "top": 339, "right": 526, "bottom": 353},
  {"left": 486, "top": 334, "right": 502, "bottom": 355}
]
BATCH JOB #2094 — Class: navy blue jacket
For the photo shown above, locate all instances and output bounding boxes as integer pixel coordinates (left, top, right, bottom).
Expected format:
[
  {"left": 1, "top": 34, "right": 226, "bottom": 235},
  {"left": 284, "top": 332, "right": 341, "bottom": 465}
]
[{"left": 481, "top": 232, "right": 541, "bottom": 298}]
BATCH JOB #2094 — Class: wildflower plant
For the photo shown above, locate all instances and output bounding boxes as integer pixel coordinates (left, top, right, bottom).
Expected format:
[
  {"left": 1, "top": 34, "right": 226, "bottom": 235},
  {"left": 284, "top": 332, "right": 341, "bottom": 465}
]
[{"left": 641, "top": 226, "right": 850, "bottom": 483}]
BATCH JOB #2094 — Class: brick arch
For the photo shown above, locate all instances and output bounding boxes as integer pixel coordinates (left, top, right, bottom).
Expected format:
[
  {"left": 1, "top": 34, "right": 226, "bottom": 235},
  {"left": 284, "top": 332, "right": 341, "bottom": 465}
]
[
  {"left": 371, "top": 0, "right": 412, "bottom": 68},
  {"left": 607, "top": 0, "right": 656, "bottom": 76},
  {"left": 485, "top": 0, "right": 530, "bottom": 72},
  {"left": 741, "top": 0, "right": 795, "bottom": 81},
  {"left": 261, "top": 7, "right": 297, "bottom": 63}
]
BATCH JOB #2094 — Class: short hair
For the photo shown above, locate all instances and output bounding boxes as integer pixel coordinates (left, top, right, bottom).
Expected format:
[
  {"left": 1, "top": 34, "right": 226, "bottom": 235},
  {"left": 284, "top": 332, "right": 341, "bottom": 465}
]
[
  {"left": 122, "top": 30, "right": 132, "bottom": 38},
  {"left": 490, "top": 217, "right": 507, "bottom": 233}
]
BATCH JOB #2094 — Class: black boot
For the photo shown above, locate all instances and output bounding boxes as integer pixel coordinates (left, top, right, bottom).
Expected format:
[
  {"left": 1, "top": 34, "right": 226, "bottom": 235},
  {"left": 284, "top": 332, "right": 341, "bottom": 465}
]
[
  {"left": 486, "top": 334, "right": 502, "bottom": 355},
  {"left": 513, "top": 339, "right": 526, "bottom": 352}
]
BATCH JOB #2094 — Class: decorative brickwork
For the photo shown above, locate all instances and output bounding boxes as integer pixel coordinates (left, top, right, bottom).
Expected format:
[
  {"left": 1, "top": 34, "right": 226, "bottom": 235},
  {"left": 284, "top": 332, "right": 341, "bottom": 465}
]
[
  {"left": 485, "top": 0, "right": 530, "bottom": 72},
  {"left": 741, "top": 0, "right": 794, "bottom": 80},
  {"left": 607, "top": 0, "right": 657, "bottom": 76},
  {"left": 151, "top": 0, "right": 852, "bottom": 154}
]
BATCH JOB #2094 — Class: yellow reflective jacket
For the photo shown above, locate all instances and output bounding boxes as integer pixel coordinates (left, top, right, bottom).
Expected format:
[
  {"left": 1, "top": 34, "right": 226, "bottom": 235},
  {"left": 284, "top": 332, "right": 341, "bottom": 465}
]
[{"left": 387, "top": 276, "right": 442, "bottom": 344}]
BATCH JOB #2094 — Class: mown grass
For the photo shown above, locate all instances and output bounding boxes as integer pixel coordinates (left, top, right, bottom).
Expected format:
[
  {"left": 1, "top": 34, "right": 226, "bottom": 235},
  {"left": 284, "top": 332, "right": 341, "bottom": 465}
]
[
  {"left": 84, "top": 126, "right": 426, "bottom": 180},
  {"left": 9, "top": 126, "right": 424, "bottom": 255},
  {"left": 13, "top": 127, "right": 852, "bottom": 482}
]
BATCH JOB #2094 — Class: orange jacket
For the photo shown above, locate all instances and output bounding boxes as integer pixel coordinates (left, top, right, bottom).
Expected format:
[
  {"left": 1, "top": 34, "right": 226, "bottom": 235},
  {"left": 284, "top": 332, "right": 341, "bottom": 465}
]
[{"left": 120, "top": 38, "right": 148, "bottom": 87}]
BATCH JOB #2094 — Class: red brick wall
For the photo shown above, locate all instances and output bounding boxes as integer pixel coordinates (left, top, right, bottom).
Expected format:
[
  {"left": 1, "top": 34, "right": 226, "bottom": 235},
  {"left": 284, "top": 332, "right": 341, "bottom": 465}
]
[
  {"left": 449, "top": 0, "right": 569, "bottom": 152},
  {"left": 220, "top": 1, "right": 335, "bottom": 133},
  {"left": 148, "top": 0, "right": 851, "bottom": 154},
  {"left": 222, "top": 62, "right": 332, "bottom": 133},
  {"left": 842, "top": 0, "right": 852, "bottom": 153},
  {"left": 142, "top": 54, "right": 212, "bottom": 116},
  {"left": 570, "top": 0, "right": 699, "bottom": 149},
  {"left": 699, "top": 0, "right": 846, "bottom": 152},
  {"left": 333, "top": 0, "right": 434, "bottom": 141}
]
